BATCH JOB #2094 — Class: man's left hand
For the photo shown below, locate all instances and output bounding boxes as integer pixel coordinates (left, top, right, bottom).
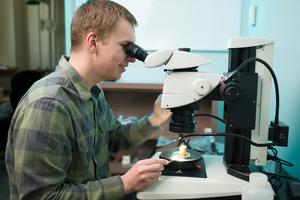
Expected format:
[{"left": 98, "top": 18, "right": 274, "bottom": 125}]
[{"left": 148, "top": 94, "right": 172, "bottom": 127}]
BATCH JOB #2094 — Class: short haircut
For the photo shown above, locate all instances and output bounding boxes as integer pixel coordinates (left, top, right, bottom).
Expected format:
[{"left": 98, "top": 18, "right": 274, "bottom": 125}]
[{"left": 70, "top": 0, "right": 137, "bottom": 51}]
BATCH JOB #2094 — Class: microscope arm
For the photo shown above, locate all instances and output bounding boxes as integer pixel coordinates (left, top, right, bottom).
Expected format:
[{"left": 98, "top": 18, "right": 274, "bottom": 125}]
[
  {"left": 161, "top": 72, "right": 223, "bottom": 108},
  {"left": 142, "top": 48, "right": 221, "bottom": 108}
]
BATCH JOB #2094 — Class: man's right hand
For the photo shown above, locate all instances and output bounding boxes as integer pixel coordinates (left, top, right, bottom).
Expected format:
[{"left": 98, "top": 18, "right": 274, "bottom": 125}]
[{"left": 120, "top": 158, "right": 169, "bottom": 193}]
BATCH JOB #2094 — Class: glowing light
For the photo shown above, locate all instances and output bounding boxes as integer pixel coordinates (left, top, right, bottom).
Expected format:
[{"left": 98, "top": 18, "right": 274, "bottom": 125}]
[{"left": 179, "top": 144, "right": 187, "bottom": 159}]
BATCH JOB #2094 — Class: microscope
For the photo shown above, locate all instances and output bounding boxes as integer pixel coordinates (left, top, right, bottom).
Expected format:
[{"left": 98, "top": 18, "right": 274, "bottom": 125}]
[{"left": 124, "top": 37, "right": 289, "bottom": 199}]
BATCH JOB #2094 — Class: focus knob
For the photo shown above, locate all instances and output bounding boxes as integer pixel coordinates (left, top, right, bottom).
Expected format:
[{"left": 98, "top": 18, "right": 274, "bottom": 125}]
[
  {"left": 193, "top": 79, "right": 210, "bottom": 96},
  {"left": 220, "top": 82, "right": 241, "bottom": 102}
]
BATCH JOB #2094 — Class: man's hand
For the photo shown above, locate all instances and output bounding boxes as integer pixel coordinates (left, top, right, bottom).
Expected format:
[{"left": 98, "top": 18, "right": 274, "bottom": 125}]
[
  {"left": 149, "top": 94, "right": 172, "bottom": 127},
  {"left": 120, "top": 159, "right": 169, "bottom": 193}
]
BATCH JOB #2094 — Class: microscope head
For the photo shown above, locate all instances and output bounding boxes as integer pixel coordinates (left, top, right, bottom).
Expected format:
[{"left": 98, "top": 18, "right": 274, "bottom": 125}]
[{"left": 123, "top": 43, "right": 222, "bottom": 134}]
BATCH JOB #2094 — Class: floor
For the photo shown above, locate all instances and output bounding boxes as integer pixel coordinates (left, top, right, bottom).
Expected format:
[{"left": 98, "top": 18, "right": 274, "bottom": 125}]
[{"left": 0, "top": 153, "right": 10, "bottom": 200}]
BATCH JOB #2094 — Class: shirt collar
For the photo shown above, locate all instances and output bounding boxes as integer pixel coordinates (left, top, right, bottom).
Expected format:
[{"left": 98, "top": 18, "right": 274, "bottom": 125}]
[{"left": 57, "top": 55, "right": 102, "bottom": 101}]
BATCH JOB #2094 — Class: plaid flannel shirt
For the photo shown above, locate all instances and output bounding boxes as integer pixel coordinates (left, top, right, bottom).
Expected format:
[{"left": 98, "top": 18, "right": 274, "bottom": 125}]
[{"left": 5, "top": 56, "right": 157, "bottom": 200}]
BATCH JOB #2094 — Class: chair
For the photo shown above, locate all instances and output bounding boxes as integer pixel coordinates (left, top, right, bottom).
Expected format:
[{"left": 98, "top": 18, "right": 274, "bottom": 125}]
[
  {"left": 10, "top": 70, "right": 50, "bottom": 110},
  {"left": 0, "top": 70, "right": 50, "bottom": 152}
]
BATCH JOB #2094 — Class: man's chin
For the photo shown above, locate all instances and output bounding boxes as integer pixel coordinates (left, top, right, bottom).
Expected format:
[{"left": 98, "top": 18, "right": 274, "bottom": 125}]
[{"left": 105, "top": 76, "right": 121, "bottom": 81}]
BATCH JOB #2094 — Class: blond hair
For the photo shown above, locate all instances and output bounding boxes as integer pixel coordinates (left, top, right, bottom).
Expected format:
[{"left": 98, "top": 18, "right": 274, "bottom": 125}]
[{"left": 71, "top": 0, "right": 137, "bottom": 51}]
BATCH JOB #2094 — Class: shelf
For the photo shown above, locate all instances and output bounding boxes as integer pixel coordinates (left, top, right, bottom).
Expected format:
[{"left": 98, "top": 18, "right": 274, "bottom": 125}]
[
  {"left": 0, "top": 68, "right": 17, "bottom": 77},
  {"left": 100, "top": 82, "right": 163, "bottom": 92}
]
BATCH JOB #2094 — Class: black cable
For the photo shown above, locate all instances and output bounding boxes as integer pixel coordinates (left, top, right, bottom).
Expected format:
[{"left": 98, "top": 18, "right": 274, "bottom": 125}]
[
  {"left": 265, "top": 145, "right": 297, "bottom": 198},
  {"left": 232, "top": 57, "right": 280, "bottom": 125},
  {"left": 178, "top": 132, "right": 295, "bottom": 198},
  {"left": 178, "top": 133, "right": 192, "bottom": 149},
  {"left": 194, "top": 113, "right": 225, "bottom": 124},
  {"left": 268, "top": 146, "right": 293, "bottom": 167},
  {"left": 177, "top": 132, "right": 275, "bottom": 147},
  {"left": 275, "top": 161, "right": 283, "bottom": 190},
  {"left": 268, "top": 155, "right": 294, "bottom": 167},
  {"left": 258, "top": 169, "right": 298, "bottom": 181},
  {"left": 188, "top": 113, "right": 271, "bottom": 147},
  {"left": 268, "top": 146, "right": 278, "bottom": 156}
]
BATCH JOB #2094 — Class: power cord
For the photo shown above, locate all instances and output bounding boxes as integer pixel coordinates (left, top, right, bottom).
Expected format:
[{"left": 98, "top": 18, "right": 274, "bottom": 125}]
[
  {"left": 194, "top": 113, "right": 225, "bottom": 124},
  {"left": 231, "top": 57, "right": 280, "bottom": 125},
  {"left": 257, "top": 146, "right": 296, "bottom": 200},
  {"left": 177, "top": 132, "right": 275, "bottom": 147}
]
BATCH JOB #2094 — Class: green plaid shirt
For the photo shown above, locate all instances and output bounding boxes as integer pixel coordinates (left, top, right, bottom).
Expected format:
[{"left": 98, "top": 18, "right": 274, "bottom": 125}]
[{"left": 5, "top": 56, "right": 157, "bottom": 200}]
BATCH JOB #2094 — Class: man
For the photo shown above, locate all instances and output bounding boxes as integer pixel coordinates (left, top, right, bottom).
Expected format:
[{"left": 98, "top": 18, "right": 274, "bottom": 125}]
[{"left": 5, "top": 0, "right": 171, "bottom": 199}]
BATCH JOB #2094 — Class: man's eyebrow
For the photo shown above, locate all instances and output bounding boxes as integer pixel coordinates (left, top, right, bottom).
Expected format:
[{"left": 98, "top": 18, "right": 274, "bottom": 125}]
[{"left": 122, "top": 40, "right": 132, "bottom": 44}]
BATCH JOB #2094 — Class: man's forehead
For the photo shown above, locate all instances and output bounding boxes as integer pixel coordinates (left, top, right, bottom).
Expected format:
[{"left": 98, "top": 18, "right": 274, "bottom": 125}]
[{"left": 111, "top": 18, "right": 136, "bottom": 42}]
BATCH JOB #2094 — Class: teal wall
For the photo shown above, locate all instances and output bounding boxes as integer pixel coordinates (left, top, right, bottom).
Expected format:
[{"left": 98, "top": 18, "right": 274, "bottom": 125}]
[
  {"left": 241, "top": 0, "right": 300, "bottom": 179},
  {"left": 64, "top": 0, "right": 76, "bottom": 55}
]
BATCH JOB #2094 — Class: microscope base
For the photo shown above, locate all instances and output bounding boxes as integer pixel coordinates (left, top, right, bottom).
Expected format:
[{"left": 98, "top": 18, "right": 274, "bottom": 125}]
[{"left": 137, "top": 153, "right": 248, "bottom": 200}]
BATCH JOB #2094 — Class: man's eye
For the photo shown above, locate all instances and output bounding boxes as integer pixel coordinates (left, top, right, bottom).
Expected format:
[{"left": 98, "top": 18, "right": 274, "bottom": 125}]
[{"left": 121, "top": 43, "right": 128, "bottom": 49}]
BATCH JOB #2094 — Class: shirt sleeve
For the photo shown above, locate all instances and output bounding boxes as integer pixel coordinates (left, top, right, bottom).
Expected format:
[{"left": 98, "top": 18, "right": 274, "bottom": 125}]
[
  {"left": 6, "top": 98, "right": 124, "bottom": 200},
  {"left": 104, "top": 101, "right": 159, "bottom": 151}
]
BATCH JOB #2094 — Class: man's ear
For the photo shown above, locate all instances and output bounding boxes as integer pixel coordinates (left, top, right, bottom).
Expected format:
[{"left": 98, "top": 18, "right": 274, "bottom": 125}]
[{"left": 86, "top": 32, "right": 98, "bottom": 53}]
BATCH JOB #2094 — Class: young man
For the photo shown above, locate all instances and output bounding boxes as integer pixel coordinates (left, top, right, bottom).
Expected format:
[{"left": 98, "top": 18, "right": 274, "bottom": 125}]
[{"left": 5, "top": 1, "right": 170, "bottom": 199}]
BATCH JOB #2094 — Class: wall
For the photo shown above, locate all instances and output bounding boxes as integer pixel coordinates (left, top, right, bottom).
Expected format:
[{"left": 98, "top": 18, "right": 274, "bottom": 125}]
[
  {"left": 64, "top": 0, "right": 241, "bottom": 52},
  {"left": 0, "top": 0, "right": 27, "bottom": 90},
  {"left": 241, "top": 0, "right": 300, "bottom": 179},
  {"left": 0, "top": 0, "right": 65, "bottom": 72},
  {"left": 64, "top": 0, "right": 86, "bottom": 55},
  {"left": 64, "top": 0, "right": 235, "bottom": 83},
  {"left": 114, "top": 0, "right": 241, "bottom": 50},
  {"left": 26, "top": 1, "right": 65, "bottom": 69},
  {"left": 0, "top": 1, "right": 18, "bottom": 68},
  {"left": 0, "top": 0, "right": 65, "bottom": 91}
]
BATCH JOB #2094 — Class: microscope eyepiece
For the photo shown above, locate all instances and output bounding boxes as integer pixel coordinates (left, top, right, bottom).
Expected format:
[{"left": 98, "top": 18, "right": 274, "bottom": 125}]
[{"left": 124, "top": 42, "right": 148, "bottom": 62}]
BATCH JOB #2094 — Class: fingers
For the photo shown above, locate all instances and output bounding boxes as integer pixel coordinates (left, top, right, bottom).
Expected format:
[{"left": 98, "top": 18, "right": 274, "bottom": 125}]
[
  {"left": 140, "top": 171, "right": 162, "bottom": 182},
  {"left": 137, "top": 158, "right": 169, "bottom": 166},
  {"left": 134, "top": 159, "right": 168, "bottom": 174},
  {"left": 156, "top": 94, "right": 162, "bottom": 101},
  {"left": 151, "top": 94, "right": 172, "bottom": 126},
  {"left": 157, "top": 158, "right": 169, "bottom": 165},
  {"left": 121, "top": 159, "right": 169, "bottom": 193},
  {"left": 141, "top": 163, "right": 164, "bottom": 173}
]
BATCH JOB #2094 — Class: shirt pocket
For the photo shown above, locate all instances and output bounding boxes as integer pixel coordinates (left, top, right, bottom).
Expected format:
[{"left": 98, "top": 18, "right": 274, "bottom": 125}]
[{"left": 76, "top": 132, "right": 94, "bottom": 152}]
